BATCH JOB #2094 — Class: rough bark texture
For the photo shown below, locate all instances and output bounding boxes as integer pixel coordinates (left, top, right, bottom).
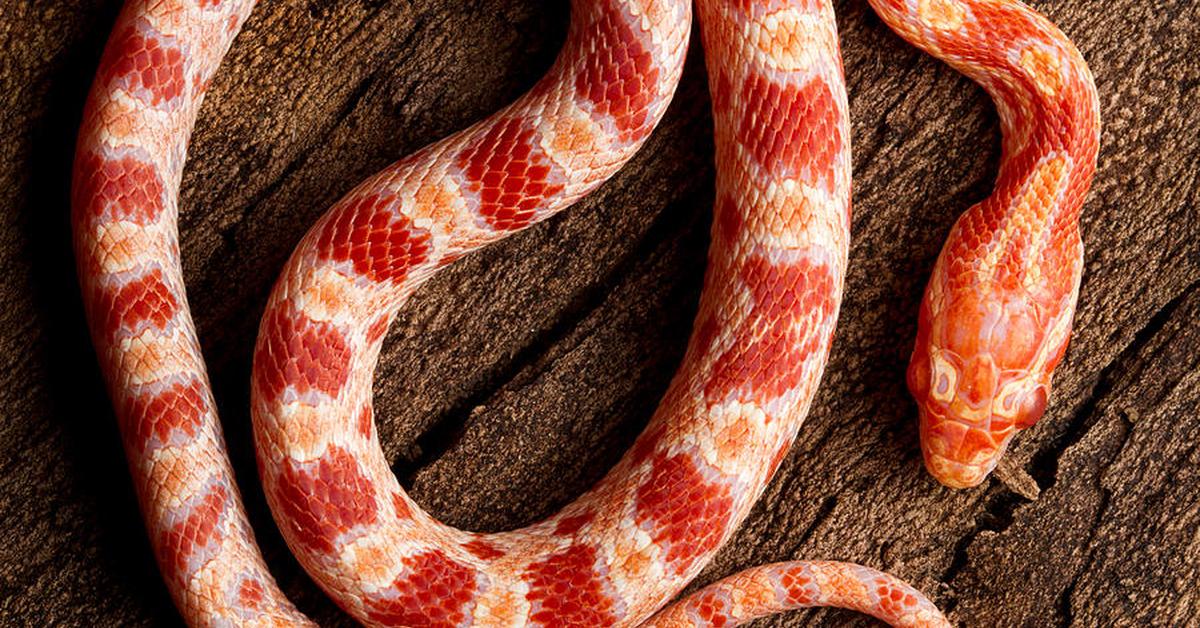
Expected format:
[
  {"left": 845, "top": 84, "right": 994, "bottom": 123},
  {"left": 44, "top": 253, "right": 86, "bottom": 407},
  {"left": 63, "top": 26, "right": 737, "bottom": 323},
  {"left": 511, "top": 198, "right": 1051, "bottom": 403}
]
[{"left": 2, "top": 1, "right": 1197, "bottom": 626}]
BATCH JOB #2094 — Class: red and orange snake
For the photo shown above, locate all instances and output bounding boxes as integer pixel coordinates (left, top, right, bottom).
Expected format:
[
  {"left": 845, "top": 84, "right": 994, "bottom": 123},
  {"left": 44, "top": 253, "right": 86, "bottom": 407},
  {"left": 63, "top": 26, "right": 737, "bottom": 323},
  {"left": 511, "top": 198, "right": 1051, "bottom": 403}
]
[{"left": 72, "top": 0, "right": 1098, "bottom": 625}]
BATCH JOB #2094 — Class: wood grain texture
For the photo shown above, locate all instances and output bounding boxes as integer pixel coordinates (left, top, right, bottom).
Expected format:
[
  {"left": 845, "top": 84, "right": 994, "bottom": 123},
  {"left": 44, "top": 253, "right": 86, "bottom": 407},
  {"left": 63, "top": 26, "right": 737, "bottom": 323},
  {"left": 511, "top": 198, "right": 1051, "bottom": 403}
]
[{"left": 1, "top": 0, "right": 1197, "bottom": 625}]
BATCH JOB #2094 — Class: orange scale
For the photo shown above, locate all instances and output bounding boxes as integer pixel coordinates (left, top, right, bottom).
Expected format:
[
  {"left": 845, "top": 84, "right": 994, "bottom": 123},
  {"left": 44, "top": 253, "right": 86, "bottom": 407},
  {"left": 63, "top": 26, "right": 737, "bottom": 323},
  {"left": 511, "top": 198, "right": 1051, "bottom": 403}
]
[
  {"left": 957, "top": 427, "right": 999, "bottom": 464},
  {"left": 924, "top": 418, "right": 968, "bottom": 457}
]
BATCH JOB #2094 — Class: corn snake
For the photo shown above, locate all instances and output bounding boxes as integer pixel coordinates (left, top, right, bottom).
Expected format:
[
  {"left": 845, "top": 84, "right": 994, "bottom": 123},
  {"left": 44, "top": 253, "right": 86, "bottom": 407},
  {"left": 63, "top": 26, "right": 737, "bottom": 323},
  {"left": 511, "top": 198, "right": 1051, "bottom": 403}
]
[{"left": 71, "top": 0, "right": 1097, "bottom": 625}]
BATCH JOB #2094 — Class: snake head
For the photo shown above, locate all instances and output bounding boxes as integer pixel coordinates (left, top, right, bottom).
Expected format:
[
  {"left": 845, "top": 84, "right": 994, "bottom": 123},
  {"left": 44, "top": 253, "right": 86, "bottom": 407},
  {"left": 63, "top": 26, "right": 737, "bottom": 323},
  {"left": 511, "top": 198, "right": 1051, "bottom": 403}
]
[{"left": 907, "top": 285, "right": 1069, "bottom": 489}]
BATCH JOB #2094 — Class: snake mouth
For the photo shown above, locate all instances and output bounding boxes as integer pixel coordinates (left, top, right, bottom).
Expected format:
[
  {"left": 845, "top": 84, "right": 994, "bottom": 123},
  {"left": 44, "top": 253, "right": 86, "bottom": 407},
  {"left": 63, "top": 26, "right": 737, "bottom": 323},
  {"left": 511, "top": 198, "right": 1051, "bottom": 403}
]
[
  {"left": 916, "top": 405, "right": 1007, "bottom": 489},
  {"left": 922, "top": 451, "right": 993, "bottom": 488}
]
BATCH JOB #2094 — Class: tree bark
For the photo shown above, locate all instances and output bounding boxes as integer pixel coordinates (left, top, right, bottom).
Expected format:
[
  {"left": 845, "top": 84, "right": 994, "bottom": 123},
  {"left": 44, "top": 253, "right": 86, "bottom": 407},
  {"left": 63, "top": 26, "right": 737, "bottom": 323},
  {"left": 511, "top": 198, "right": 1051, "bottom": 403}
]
[{"left": 1, "top": 1, "right": 1196, "bottom": 625}]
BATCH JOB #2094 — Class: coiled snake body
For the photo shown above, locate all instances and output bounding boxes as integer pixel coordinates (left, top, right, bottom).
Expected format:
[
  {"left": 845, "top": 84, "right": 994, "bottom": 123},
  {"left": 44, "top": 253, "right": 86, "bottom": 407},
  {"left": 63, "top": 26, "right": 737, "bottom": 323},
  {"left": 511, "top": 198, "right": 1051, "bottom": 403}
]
[{"left": 72, "top": 0, "right": 1098, "bottom": 625}]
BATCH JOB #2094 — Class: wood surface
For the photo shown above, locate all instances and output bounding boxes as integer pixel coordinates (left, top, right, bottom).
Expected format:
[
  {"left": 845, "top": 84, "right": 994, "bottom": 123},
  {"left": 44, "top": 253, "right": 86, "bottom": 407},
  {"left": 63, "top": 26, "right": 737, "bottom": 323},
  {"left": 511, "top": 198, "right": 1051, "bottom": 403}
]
[{"left": 1, "top": 0, "right": 1197, "bottom": 625}]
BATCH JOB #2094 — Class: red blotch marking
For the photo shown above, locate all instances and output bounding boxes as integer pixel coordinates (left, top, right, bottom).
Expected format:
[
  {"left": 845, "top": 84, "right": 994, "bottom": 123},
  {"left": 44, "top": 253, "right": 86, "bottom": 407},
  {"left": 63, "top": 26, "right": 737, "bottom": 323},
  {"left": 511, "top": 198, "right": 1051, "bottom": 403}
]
[
  {"left": 357, "top": 405, "right": 373, "bottom": 438},
  {"left": 238, "top": 578, "right": 265, "bottom": 610},
  {"left": 456, "top": 117, "right": 564, "bottom": 232},
  {"left": 876, "top": 580, "right": 921, "bottom": 618},
  {"left": 738, "top": 75, "right": 839, "bottom": 188},
  {"left": 254, "top": 305, "right": 351, "bottom": 401},
  {"left": 524, "top": 544, "right": 619, "bottom": 626},
  {"left": 365, "top": 550, "right": 478, "bottom": 627},
  {"left": 391, "top": 492, "right": 412, "bottom": 520},
  {"left": 691, "top": 590, "right": 733, "bottom": 627},
  {"left": 437, "top": 250, "right": 464, "bottom": 268},
  {"left": 780, "top": 567, "right": 815, "bottom": 605},
  {"left": 634, "top": 452, "right": 734, "bottom": 576},
  {"left": 575, "top": 2, "right": 658, "bottom": 141},
  {"left": 95, "top": 267, "right": 179, "bottom": 340},
  {"left": 715, "top": 194, "right": 743, "bottom": 243},
  {"left": 158, "top": 482, "right": 227, "bottom": 586},
  {"left": 463, "top": 539, "right": 505, "bottom": 561},
  {"left": 365, "top": 314, "right": 390, "bottom": 345},
  {"left": 704, "top": 255, "right": 836, "bottom": 405},
  {"left": 316, "top": 193, "right": 431, "bottom": 284},
  {"left": 100, "top": 23, "right": 185, "bottom": 107},
  {"left": 122, "top": 379, "right": 206, "bottom": 451},
  {"left": 710, "top": 69, "right": 733, "bottom": 115},
  {"left": 554, "top": 510, "right": 596, "bottom": 536},
  {"left": 273, "top": 446, "right": 377, "bottom": 554},
  {"left": 74, "top": 150, "right": 165, "bottom": 226},
  {"left": 691, "top": 315, "right": 721, "bottom": 361}
]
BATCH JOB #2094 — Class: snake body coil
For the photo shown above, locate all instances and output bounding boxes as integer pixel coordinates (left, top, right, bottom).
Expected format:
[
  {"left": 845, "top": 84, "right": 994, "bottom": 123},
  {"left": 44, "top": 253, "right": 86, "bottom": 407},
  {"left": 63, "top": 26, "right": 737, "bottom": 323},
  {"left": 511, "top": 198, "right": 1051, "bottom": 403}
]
[{"left": 73, "top": 0, "right": 1097, "bottom": 625}]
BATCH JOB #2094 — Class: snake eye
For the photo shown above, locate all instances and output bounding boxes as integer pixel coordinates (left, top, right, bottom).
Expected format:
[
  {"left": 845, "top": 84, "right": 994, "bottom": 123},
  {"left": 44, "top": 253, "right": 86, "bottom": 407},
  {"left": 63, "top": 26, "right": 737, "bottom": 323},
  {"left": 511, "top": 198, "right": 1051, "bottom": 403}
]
[
  {"left": 1015, "top": 385, "right": 1048, "bottom": 428},
  {"left": 935, "top": 372, "right": 950, "bottom": 396},
  {"left": 928, "top": 352, "right": 959, "bottom": 403}
]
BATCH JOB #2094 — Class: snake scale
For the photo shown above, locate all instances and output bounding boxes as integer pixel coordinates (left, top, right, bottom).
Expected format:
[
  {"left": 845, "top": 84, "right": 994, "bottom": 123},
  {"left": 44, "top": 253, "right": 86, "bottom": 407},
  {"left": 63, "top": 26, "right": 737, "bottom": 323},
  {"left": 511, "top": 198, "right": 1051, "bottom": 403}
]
[{"left": 72, "top": 0, "right": 1098, "bottom": 625}]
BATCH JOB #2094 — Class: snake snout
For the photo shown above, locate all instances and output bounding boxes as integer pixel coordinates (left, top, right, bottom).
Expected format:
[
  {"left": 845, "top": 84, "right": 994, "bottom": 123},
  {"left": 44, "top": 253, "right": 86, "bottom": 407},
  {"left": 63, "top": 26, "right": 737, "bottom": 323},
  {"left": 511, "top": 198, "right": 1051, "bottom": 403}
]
[
  {"left": 923, "top": 451, "right": 993, "bottom": 489},
  {"left": 916, "top": 405, "right": 1008, "bottom": 488}
]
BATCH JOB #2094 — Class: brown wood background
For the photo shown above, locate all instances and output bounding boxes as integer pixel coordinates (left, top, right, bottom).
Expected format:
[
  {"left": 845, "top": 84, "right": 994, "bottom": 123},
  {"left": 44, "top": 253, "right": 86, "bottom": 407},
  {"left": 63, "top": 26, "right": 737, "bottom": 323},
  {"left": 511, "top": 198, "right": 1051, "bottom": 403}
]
[{"left": 2, "top": 0, "right": 1198, "bottom": 625}]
